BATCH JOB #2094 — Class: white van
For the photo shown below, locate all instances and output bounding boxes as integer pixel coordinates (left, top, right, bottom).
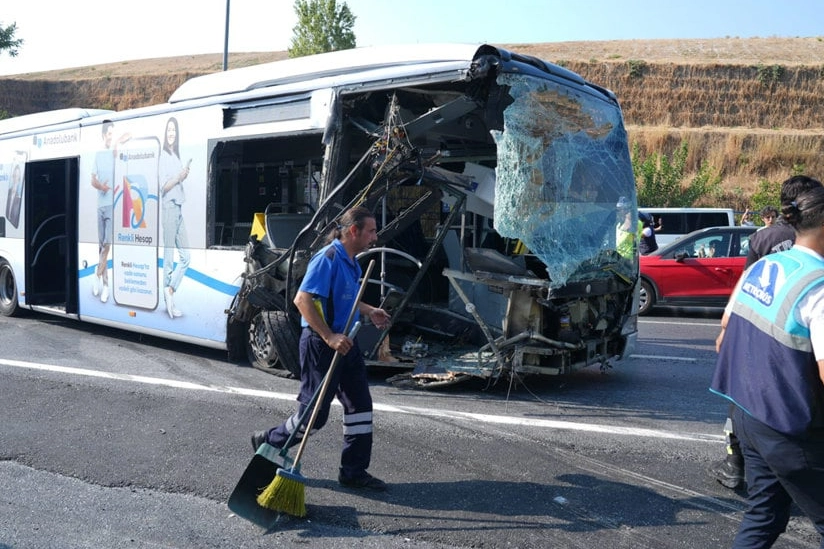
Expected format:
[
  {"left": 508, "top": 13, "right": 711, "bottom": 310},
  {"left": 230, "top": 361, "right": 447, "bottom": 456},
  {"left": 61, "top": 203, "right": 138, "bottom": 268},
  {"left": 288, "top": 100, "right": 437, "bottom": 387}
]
[{"left": 639, "top": 207, "right": 736, "bottom": 246}]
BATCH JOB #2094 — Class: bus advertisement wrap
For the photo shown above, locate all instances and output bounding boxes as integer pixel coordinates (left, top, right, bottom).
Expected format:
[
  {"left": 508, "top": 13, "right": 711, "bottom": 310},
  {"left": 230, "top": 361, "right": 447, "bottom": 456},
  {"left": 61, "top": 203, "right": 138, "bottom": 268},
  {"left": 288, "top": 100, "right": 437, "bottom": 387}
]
[{"left": 113, "top": 138, "right": 160, "bottom": 309}]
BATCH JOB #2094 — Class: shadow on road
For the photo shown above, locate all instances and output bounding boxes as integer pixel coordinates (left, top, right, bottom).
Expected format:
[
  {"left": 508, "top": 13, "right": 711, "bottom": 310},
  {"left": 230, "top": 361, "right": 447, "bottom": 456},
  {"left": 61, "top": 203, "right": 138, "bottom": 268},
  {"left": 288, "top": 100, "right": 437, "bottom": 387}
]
[{"left": 285, "top": 473, "right": 743, "bottom": 540}]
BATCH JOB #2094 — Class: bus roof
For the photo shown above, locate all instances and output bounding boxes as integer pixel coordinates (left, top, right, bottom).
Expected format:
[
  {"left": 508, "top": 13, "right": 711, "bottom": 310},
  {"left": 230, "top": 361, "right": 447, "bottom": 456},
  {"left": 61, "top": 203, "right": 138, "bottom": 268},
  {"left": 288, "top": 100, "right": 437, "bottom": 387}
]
[
  {"left": 169, "top": 43, "right": 488, "bottom": 104},
  {"left": 0, "top": 108, "right": 114, "bottom": 136},
  {"left": 0, "top": 44, "right": 615, "bottom": 136}
]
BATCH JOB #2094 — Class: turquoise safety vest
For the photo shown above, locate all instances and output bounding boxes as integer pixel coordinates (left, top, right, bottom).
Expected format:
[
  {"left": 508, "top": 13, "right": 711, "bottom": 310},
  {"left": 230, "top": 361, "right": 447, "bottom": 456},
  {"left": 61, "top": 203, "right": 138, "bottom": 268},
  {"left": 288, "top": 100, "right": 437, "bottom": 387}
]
[{"left": 710, "top": 247, "right": 824, "bottom": 435}]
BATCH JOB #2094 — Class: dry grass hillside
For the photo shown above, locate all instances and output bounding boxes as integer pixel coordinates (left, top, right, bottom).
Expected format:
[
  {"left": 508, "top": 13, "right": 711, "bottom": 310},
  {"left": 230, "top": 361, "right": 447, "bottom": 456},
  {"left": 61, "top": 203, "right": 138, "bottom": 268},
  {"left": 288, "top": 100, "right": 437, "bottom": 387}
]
[
  {"left": 3, "top": 37, "right": 824, "bottom": 206},
  {"left": 512, "top": 37, "right": 824, "bottom": 207}
]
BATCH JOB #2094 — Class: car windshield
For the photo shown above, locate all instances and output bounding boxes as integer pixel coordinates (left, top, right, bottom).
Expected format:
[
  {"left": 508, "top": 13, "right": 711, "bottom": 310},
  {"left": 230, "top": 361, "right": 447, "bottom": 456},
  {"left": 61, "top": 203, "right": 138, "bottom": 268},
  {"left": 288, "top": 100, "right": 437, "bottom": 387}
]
[{"left": 492, "top": 73, "right": 637, "bottom": 287}]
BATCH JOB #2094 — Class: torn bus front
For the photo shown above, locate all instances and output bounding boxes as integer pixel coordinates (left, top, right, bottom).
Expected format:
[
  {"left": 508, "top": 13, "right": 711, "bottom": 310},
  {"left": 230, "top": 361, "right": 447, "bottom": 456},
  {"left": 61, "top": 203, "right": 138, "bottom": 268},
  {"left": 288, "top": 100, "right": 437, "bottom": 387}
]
[{"left": 227, "top": 45, "right": 640, "bottom": 388}]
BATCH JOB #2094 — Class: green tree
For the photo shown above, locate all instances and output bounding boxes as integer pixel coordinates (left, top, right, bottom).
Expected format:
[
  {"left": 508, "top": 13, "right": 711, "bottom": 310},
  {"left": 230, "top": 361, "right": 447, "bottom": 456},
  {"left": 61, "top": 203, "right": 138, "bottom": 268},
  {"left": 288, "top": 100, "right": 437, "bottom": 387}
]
[
  {"left": 289, "top": 0, "right": 356, "bottom": 58},
  {"left": 632, "top": 140, "right": 722, "bottom": 207},
  {"left": 0, "top": 21, "right": 23, "bottom": 57},
  {"left": 748, "top": 178, "right": 781, "bottom": 213}
]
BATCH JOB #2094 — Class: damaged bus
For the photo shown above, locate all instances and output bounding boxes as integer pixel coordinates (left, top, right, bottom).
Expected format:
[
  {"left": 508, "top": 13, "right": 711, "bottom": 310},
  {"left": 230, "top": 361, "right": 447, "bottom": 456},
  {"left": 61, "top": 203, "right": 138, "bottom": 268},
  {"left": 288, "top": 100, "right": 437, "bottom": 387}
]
[{"left": 0, "top": 44, "right": 639, "bottom": 388}]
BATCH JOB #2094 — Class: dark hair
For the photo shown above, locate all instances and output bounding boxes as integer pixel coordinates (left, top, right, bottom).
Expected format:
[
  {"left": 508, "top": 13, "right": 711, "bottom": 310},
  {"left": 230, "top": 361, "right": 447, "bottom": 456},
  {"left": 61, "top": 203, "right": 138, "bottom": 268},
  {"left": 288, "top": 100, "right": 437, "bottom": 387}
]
[
  {"left": 780, "top": 175, "right": 823, "bottom": 206},
  {"left": 328, "top": 206, "right": 374, "bottom": 242},
  {"left": 163, "top": 117, "right": 180, "bottom": 159},
  {"left": 782, "top": 187, "right": 824, "bottom": 232},
  {"left": 760, "top": 205, "right": 778, "bottom": 218}
]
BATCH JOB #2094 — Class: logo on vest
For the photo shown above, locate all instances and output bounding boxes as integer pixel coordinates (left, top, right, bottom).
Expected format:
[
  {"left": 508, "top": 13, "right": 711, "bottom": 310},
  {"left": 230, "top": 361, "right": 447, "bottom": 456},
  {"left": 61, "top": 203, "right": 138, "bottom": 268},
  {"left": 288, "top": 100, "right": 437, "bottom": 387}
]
[{"left": 742, "top": 260, "right": 778, "bottom": 306}]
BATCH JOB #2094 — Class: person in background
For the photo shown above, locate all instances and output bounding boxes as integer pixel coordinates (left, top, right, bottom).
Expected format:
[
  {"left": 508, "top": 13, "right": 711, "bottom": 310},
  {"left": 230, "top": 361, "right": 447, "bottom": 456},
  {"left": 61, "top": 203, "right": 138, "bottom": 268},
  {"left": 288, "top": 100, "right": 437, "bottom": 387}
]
[
  {"left": 709, "top": 175, "right": 823, "bottom": 490},
  {"left": 638, "top": 212, "right": 662, "bottom": 255},
  {"left": 746, "top": 176, "right": 822, "bottom": 269},
  {"left": 252, "top": 206, "right": 392, "bottom": 491},
  {"left": 698, "top": 240, "right": 720, "bottom": 258},
  {"left": 740, "top": 208, "right": 755, "bottom": 226},
  {"left": 615, "top": 197, "right": 641, "bottom": 259},
  {"left": 710, "top": 187, "right": 824, "bottom": 548},
  {"left": 759, "top": 206, "right": 778, "bottom": 230}
]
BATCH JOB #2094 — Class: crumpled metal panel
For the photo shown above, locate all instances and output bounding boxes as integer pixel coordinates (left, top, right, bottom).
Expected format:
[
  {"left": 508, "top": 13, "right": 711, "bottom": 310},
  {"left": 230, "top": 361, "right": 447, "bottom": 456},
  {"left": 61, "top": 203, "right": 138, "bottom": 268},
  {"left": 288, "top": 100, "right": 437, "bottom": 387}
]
[
  {"left": 492, "top": 74, "right": 637, "bottom": 287},
  {"left": 385, "top": 348, "right": 498, "bottom": 389}
]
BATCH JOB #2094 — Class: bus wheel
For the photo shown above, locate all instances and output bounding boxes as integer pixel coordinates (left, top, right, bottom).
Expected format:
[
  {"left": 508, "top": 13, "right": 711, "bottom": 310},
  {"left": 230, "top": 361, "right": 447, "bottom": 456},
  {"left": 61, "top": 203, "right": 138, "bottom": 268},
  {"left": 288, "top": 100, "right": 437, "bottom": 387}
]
[
  {"left": 0, "top": 258, "right": 19, "bottom": 317},
  {"left": 247, "top": 310, "right": 300, "bottom": 378}
]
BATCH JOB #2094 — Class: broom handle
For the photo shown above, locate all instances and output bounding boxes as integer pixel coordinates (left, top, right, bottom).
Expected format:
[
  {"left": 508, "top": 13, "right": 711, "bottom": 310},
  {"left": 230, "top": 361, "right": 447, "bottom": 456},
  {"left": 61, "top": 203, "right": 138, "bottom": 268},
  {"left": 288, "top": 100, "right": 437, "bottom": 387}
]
[
  {"left": 277, "top": 374, "right": 325, "bottom": 456},
  {"left": 289, "top": 259, "right": 375, "bottom": 469}
]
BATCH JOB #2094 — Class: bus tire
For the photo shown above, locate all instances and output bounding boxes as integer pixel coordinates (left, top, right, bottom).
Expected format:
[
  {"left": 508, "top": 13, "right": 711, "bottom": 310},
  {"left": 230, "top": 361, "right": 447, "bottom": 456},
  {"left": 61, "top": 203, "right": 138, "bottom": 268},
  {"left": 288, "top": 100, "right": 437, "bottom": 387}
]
[
  {"left": 267, "top": 310, "right": 301, "bottom": 377},
  {"left": 247, "top": 309, "right": 300, "bottom": 378},
  {"left": 0, "top": 258, "right": 19, "bottom": 317}
]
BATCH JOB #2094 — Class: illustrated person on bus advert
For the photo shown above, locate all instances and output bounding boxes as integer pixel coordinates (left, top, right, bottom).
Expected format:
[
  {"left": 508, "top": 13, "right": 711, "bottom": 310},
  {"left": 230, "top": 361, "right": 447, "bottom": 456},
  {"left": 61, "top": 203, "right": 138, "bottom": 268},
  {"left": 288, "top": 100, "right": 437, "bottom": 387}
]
[
  {"left": 91, "top": 121, "right": 130, "bottom": 303},
  {"left": 159, "top": 116, "right": 191, "bottom": 319}
]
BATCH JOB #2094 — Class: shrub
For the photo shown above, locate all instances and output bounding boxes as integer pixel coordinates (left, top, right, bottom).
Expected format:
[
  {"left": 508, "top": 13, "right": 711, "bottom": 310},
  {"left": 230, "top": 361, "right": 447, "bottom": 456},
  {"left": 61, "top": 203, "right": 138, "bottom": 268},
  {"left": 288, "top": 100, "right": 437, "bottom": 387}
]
[
  {"left": 749, "top": 178, "right": 781, "bottom": 213},
  {"left": 627, "top": 59, "right": 646, "bottom": 78},
  {"left": 632, "top": 140, "right": 722, "bottom": 207},
  {"left": 756, "top": 63, "right": 784, "bottom": 87}
]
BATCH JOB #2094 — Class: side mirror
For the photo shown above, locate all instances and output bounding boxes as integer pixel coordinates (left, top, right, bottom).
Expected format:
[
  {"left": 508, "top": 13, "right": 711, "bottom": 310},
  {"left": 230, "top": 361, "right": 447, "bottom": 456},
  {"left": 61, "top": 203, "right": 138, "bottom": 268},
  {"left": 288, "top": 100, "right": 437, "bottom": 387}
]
[{"left": 675, "top": 252, "right": 688, "bottom": 262}]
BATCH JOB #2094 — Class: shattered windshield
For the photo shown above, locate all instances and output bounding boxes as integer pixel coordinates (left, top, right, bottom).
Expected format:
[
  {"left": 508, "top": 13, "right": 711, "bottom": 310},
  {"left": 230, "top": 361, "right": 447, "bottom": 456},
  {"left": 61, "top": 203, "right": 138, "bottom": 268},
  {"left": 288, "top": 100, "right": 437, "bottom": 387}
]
[{"left": 492, "top": 73, "right": 637, "bottom": 287}]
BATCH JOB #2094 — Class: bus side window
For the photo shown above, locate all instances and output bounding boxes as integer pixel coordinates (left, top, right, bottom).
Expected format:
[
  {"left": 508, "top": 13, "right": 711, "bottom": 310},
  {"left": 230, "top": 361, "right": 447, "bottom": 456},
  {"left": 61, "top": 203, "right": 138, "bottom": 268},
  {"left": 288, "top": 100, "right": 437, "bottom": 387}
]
[{"left": 209, "top": 134, "right": 324, "bottom": 248}]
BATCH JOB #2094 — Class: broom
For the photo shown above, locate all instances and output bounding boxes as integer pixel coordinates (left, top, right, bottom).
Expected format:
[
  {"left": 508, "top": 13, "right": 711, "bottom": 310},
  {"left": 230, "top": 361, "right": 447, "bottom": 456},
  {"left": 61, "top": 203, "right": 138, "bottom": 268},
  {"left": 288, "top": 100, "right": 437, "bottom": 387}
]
[{"left": 257, "top": 259, "right": 375, "bottom": 517}]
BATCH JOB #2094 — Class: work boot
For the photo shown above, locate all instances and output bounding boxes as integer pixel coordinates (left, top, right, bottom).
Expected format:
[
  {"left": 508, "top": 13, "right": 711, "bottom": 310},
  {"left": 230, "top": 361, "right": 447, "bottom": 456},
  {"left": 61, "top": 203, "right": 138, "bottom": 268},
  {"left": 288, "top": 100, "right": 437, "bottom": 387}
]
[
  {"left": 338, "top": 471, "right": 387, "bottom": 491},
  {"left": 251, "top": 431, "right": 267, "bottom": 452},
  {"left": 708, "top": 456, "right": 744, "bottom": 489}
]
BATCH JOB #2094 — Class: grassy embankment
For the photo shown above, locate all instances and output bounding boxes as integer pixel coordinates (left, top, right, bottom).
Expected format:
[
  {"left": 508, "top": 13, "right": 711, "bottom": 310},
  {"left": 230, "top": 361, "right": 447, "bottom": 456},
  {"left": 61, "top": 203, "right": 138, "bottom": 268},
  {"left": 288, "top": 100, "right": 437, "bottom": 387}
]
[{"left": 3, "top": 38, "right": 824, "bottom": 208}]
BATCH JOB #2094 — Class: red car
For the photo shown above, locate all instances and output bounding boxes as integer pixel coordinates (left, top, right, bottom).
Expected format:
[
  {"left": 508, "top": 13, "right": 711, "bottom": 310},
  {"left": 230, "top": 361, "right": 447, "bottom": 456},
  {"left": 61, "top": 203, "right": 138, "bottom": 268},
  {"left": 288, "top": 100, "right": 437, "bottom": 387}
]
[{"left": 639, "top": 226, "right": 758, "bottom": 315}]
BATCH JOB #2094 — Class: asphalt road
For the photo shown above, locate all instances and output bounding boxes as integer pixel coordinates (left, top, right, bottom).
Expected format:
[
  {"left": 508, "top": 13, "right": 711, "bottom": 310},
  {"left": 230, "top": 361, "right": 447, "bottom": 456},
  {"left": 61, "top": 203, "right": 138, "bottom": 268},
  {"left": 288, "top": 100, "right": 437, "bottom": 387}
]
[{"left": 0, "top": 307, "right": 820, "bottom": 548}]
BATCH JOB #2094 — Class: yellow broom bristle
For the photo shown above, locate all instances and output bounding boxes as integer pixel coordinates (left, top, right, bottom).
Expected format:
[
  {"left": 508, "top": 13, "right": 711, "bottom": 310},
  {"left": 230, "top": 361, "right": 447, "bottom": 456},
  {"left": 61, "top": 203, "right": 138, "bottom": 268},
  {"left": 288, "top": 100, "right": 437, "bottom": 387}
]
[{"left": 257, "top": 471, "right": 306, "bottom": 517}]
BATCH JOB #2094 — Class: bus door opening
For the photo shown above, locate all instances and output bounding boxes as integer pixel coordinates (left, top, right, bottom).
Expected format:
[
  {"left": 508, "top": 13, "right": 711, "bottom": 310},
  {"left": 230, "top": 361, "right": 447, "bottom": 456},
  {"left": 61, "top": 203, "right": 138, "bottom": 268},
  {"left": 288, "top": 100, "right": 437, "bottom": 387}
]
[{"left": 24, "top": 158, "right": 79, "bottom": 313}]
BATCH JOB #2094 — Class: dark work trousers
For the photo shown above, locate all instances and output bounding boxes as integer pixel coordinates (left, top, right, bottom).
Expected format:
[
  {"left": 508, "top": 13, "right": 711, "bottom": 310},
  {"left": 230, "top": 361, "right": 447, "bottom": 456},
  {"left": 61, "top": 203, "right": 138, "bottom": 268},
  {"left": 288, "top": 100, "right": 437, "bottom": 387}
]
[
  {"left": 731, "top": 407, "right": 824, "bottom": 549},
  {"left": 727, "top": 402, "right": 743, "bottom": 459},
  {"left": 266, "top": 328, "right": 374, "bottom": 478}
]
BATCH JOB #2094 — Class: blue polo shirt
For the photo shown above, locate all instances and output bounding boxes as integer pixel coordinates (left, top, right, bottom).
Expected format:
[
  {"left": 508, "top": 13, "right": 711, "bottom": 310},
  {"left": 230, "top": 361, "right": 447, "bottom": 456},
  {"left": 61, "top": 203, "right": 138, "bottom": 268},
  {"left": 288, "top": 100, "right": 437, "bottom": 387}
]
[{"left": 298, "top": 238, "right": 362, "bottom": 333}]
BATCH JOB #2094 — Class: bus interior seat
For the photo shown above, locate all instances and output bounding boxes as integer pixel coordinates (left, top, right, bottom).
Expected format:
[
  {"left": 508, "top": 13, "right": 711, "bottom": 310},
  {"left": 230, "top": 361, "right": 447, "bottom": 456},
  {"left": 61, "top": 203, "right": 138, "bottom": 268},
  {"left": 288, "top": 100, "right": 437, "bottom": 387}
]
[
  {"left": 464, "top": 247, "right": 529, "bottom": 276},
  {"left": 264, "top": 213, "right": 313, "bottom": 249}
]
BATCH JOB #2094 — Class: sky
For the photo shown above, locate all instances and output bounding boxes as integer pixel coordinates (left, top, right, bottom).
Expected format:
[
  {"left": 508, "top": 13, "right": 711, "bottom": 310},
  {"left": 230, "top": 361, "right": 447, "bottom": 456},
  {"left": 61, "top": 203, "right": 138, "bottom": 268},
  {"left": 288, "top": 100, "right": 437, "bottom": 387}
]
[{"left": 1, "top": 0, "right": 822, "bottom": 76}]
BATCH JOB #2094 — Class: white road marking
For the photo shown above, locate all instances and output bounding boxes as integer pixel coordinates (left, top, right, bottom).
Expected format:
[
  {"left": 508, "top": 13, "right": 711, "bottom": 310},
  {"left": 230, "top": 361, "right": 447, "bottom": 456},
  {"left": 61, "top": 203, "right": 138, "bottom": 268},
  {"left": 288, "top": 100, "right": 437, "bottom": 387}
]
[
  {"left": 631, "top": 354, "right": 698, "bottom": 362},
  {"left": 639, "top": 318, "right": 717, "bottom": 326},
  {"left": 0, "top": 358, "right": 723, "bottom": 443}
]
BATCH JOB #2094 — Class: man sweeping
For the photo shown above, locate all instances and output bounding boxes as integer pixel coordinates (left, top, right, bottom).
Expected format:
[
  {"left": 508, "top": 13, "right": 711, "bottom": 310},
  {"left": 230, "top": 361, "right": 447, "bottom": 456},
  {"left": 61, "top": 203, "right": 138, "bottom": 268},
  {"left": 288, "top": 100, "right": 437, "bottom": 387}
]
[{"left": 252, "top": 205, "right": 391, "bottom": 492}]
